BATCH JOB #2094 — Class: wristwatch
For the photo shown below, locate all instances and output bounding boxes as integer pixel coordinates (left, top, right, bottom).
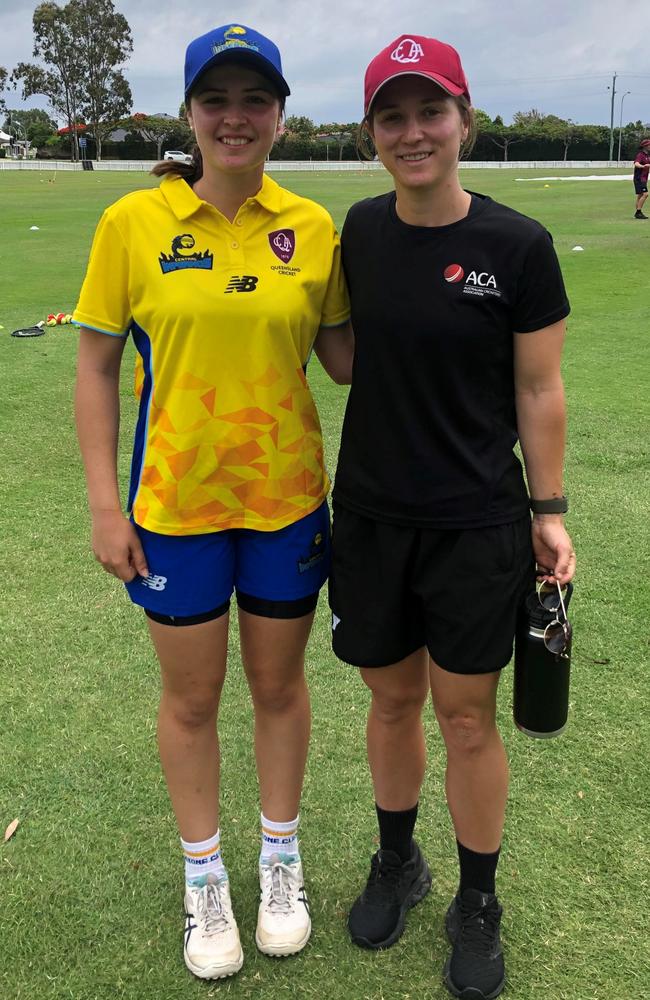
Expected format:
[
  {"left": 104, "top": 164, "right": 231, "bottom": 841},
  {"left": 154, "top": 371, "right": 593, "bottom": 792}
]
[{"left": 529, "top": 496, "right": 568, "bottom": 514}]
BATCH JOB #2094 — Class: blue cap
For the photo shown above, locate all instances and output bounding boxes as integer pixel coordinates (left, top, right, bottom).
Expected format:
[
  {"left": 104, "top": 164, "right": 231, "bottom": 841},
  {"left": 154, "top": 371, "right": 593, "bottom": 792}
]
[{"left": 184, "top": 24, "right": 290, "bottom": 100}]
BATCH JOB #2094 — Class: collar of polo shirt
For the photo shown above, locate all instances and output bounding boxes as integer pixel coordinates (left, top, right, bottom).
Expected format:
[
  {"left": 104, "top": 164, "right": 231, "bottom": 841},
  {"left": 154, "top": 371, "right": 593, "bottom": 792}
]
[{"left": 160, "top": 173, "right": 283, "bottom": 220}]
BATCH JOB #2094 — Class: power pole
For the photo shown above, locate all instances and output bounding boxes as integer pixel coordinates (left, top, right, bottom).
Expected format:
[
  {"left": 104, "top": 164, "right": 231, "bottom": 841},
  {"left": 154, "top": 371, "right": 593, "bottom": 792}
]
[{"left": 609, "top": 72, "right": 617, "bottom": 162}]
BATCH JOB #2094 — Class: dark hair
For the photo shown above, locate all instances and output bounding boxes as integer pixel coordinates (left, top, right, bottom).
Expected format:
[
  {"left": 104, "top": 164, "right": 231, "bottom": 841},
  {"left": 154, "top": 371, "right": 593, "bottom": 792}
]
[
  {"left": 151, "top": 145, "right": 204, "bottom": 183},
  {"left": 356, "top": 93, "right": 477, "bottom": 161},
  {"left": 151, "top": 70, "right": 286, "bottom": 183}
]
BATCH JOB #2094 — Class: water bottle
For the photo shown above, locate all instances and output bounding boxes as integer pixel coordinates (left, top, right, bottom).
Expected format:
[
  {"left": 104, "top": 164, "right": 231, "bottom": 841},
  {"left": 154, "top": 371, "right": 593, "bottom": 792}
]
[{"left": 513, "top": 583, "right": 573, "bottom": 739}]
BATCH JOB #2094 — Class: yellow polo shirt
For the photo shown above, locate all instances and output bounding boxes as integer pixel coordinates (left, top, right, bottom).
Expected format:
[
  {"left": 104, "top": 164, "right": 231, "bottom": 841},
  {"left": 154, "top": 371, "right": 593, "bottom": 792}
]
[{"left": 74, "top": 173, "right": 350, "bottom": 535}]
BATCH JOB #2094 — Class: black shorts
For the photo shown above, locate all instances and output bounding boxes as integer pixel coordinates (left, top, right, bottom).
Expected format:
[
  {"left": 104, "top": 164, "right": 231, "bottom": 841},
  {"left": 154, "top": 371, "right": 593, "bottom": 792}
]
[
  {"left": 634, "top": 179, "right": 648, "bottom": 195},
  {"left": 329, "top": 503, "right": 535, "bottom": 674}
]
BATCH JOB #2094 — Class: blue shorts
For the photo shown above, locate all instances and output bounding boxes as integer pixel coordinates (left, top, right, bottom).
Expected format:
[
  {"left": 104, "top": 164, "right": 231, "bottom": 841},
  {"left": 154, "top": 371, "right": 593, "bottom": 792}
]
[{"left": 125, "top": 502, "right": 330, "bottom": 623}]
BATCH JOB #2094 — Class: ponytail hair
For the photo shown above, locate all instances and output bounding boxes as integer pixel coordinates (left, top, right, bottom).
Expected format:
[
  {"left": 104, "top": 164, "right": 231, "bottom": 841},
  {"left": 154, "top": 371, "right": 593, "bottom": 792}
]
[{"left": 151, "top": 143, "right": 203, "bottom": 184}]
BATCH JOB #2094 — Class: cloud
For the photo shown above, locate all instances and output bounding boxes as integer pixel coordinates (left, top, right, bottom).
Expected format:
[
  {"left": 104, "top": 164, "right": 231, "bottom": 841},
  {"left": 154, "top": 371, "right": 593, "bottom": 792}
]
[{"left": 2, "top": 0, "right": 649, "bottom": 125}]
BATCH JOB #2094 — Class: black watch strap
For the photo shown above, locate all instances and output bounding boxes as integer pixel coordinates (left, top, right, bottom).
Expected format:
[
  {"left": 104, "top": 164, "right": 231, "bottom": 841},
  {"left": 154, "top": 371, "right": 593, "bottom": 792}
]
[{"left": 530, "top": 496, "right": 568, "bottom": 514}]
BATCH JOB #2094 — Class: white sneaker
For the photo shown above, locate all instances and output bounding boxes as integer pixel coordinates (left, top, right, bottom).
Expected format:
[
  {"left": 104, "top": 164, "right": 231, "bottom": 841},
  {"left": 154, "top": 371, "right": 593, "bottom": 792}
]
[
  {"left": 255, "top": 855, "right": 311, "bottom": 956},
  {"left": 183, "top": 875, "right": 244, "bottom": 979}
]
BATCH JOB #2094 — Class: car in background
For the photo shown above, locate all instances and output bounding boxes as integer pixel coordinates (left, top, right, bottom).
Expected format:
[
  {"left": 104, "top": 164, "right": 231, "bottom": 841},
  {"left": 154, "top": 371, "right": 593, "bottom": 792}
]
[{"left": 163, "top": 150, "right": 192, "bottom": 163}]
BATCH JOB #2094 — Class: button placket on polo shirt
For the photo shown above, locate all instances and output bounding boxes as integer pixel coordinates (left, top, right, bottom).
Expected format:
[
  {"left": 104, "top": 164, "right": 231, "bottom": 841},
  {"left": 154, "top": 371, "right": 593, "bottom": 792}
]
[{"left": 227, "top": 207, "right": 248, "bottom": 269}]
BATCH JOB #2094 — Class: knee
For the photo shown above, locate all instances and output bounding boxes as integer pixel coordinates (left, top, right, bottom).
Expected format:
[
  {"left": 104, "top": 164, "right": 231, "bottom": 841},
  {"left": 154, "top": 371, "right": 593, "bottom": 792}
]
[
  {"left": 162, "top": 689, "right": 220, "bottom": 731},
  {"left": 369, "top": 686, "right": 427, "bottom": 727},
  {"left": 437, "top": 708, "right": 495, "bottom": 756},
  {"left": 249, "top": 674, "right": 306, "bottom": 715}
]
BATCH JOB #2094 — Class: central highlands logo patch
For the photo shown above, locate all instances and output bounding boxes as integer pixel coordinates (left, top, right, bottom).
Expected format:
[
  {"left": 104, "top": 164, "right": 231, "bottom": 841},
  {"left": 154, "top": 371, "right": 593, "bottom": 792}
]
[
  {"left": 159, "top": 234, "right": 213, "bottom": 274},
  {"left": 444, "top": 264, "right": 464, "bottom": 283},
  {"left": 268, "top": 229, "right": 296, "bottom": 263}
]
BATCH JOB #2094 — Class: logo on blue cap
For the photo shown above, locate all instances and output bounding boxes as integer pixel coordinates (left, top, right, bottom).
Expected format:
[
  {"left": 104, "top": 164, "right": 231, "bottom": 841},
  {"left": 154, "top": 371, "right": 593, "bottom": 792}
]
[
  {"left": 212, "top": 25, "right": 260, "bottom": 56},
  {"left": 184, "top": 23, "right": 290, "bottom": 98}
]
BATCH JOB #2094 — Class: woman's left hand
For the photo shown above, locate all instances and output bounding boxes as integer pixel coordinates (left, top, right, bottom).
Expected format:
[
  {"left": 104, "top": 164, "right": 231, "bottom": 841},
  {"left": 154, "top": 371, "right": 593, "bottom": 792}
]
[{"left": 531, "top": 516, "right": 576, "bottom": 586}]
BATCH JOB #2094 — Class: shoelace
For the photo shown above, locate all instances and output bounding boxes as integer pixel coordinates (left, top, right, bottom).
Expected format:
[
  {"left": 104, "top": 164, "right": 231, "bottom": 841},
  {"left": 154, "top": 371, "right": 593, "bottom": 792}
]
[
  {"left": 265, "top": 861, "right": 297, "bottom": 915},
  {"left": 363, "top": 854, "right": 403, "bottom": 902},
  {"left": 457, "top": 898, "right": 501, "bottom": 957},
  {"left": 195, "top": 881, "right": 232, "bottom": 936}
]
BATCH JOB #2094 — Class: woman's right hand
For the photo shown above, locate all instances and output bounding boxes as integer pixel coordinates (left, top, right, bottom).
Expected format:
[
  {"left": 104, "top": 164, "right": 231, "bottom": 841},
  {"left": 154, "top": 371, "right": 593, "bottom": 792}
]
[{"left": 91, "top": 511, "right": 149, "bottom": 582}]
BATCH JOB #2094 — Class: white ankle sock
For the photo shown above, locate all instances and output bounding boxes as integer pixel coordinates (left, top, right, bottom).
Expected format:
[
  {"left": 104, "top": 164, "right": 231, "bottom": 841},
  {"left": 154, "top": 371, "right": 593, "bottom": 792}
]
[
  {"left": 181, "top": 829, "right": 227, "bottom": 886},
  {"left": 260, "top": 813, "right": 300, "bottom": 864}
]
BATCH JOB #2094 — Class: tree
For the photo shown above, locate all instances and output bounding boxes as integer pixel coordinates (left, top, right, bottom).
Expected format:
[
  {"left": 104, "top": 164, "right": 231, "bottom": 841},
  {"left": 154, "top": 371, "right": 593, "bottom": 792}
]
[
  {"left": 12, "top": 3, "right": 83, "bottom": 159},
  {"left": 512, "top": 108, "right": 547, "bottom": 129},
  {"left": 316, "top": 122, "right": 358, "bottom": 160},
  {"left": 2, "top": 108, "right": 58, "bottom": 148},
  {"left": 284, "top": 115, "right": 315, "bottom": 137},
  {"left": 488, "top": 115, "right": 527, "bottom": 161},
  {"left": 124, "top": 113, "right": 191, "bottom": 159},
  {"left": 12, "top": 0, "right": 133, "bottom": 161},
  {"left": 272, "top": 131, "right": 315, "bottom": 160},
  {"left": 0, "top": 67, "right": 7, "bottom": 112},
  {"left": 473, "top": 108, "right": 493, "bottom": 134},
  {"left": 67, "top": 0, "right": 133, "bottom": 159}
]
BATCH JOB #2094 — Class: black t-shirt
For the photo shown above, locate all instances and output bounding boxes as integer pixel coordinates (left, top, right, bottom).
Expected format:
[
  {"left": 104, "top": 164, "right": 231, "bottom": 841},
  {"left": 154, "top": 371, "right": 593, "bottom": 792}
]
[
  {"left": 333, "top": 191, "right": 570, "bottom": 528},
  {"left": 634, "top": 149, "right": 650, "bottom": 182}
]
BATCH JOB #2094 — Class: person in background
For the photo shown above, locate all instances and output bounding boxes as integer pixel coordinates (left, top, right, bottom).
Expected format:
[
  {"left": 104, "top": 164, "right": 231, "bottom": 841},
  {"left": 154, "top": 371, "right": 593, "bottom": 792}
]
[
  {"left": 74, "top": 22, "right": 351, "bottom": 982},
  {"left": 329, "top": 33, "right": 575, "bottom": 999},
  {"left": 633, "top": 137, "right": 650, "bottom": 218}
]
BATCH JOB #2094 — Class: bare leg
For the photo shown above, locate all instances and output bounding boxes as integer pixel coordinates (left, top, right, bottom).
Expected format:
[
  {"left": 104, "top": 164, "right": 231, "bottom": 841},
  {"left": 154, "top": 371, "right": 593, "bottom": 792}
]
[
  {"left": 430, "top": 660, "right": 507, "bottom": 853},
  {"left": 239, "top": 609, "right": 314, "bottom": 822},
  {"left": 150, "top": 613, "right": 229, "bottom": 842},
  {"left": 361, "top": 648, "right": 430, "bottom": 810}
]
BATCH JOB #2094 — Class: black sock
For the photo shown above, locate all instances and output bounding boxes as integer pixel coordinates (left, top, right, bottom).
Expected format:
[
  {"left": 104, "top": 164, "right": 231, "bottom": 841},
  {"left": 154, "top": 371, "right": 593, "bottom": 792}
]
[
  {"left": 376, "top": 803, "right": 418, "bottom": 863},
  {"left": 457, "top": 840, "right": 500, "bottom": 895}
]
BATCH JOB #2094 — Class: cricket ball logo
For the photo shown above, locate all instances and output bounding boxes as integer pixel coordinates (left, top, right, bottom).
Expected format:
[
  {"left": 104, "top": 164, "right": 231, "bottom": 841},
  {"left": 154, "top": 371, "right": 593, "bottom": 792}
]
[
  {"left": 391, "top": 39, "right": 425, "bottom": 63},
  {"left": 444, "top": 264, "right": 464, "bottom": 283},
  {"left": 268, "top": 229, "right": 296, "bottom": 263}
]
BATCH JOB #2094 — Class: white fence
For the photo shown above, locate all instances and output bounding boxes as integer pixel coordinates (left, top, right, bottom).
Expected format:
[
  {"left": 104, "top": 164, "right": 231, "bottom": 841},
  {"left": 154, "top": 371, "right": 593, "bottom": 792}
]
[{"left": 0, "top": 158, "right": 634, "bottom": 172}]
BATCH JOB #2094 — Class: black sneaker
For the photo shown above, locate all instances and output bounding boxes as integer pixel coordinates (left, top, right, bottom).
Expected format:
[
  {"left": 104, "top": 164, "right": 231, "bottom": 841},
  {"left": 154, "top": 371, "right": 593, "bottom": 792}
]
[
  {"left": 348, "top": 841, "right": 432, "bottom": 949},
  {"left": 443, "top": 889, "right": 505, "bottom": 999},
  {"left": 634, "top": 211, "right": 648, "bottom": 219}
]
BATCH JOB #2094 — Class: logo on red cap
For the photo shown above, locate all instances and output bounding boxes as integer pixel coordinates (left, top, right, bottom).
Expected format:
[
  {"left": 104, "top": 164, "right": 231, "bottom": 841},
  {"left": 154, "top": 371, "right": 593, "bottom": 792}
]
[{"left": 391, "top": 39, "right": 424, "bottom": 64}]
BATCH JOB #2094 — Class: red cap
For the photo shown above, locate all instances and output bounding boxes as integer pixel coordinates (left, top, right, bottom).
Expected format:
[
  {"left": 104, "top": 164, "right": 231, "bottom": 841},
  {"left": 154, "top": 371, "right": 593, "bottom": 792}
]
[
  {"left": 640, "top": 138, "right": 650, "bottom": 147},
  {"left": 364, "top": 35, "right": 470, "bottom": 116}
]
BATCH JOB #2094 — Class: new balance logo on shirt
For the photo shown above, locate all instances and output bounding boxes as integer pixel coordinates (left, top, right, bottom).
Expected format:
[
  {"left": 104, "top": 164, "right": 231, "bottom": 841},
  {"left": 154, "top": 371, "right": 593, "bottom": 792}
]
[{"left": 225, "top": 275, "right": 259, "bottom": 293}]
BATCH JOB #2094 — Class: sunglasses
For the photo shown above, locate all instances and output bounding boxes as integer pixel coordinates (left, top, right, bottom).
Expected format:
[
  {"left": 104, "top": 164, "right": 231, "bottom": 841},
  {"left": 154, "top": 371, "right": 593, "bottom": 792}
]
[{"left": 536, "top": 580, "right": 572, "bottom": 660}]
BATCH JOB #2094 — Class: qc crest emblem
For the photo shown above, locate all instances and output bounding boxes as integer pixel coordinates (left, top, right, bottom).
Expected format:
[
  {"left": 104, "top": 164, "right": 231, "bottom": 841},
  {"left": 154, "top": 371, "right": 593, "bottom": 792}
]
[
  {"left": 391, "top": 38, "right": 425, "bottom": 63},
  {"left": 268, "top": 229, "right": 296, "bottom": 263}
]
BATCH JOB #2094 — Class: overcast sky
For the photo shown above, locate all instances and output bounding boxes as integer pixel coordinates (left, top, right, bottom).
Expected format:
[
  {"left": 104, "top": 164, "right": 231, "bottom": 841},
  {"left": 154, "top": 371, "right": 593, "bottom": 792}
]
[{"left": 1, "top": 0, "right": 649, "bottom": 127}]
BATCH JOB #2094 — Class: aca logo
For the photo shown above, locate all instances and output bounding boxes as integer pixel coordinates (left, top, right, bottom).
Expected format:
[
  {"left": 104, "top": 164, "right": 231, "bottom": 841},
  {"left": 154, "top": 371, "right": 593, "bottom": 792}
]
[
  {"left": 444, "top": 264, "right": 465, "bottom": 284},
  {"left": 391, "top": 38, "right": 425, "bottom": 63},
  {"left": 466, "top": 271, "right": 498, "bottom": 288}
]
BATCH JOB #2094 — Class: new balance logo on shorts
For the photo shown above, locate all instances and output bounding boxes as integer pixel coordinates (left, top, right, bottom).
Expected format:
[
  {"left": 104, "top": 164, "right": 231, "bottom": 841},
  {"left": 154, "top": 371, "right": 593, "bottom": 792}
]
[
  {"left": 224, "top": 275, "right": 259, "bottom": 293},
  {"left": 141, "top": 574, "right": 167, "bottom": 591}
]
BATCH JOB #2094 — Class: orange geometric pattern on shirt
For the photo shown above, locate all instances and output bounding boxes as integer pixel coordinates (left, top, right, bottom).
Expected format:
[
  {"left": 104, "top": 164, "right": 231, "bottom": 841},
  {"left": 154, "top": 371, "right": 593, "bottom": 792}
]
[{"left": 131, "top": 362, "right": 328, "bottom": 534}]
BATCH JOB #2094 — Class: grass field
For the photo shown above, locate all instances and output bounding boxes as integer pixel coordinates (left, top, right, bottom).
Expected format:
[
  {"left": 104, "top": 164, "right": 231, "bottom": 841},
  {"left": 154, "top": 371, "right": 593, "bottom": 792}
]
[{"left": 1, "top": 167, "right": 649, "bottom": 1000}]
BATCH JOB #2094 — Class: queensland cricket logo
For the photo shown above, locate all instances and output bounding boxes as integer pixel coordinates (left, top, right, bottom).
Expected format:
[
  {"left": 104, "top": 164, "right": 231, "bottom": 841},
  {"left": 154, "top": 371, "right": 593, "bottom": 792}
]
[
  {"left": 159, "top": 234, "right": 213, "bottom": 274},
  {"left": 268, "top": 229, "right": 296, "bottom": 263},
  {"left": 391, "top": 38, "right": 424, "bottom": 63}
]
